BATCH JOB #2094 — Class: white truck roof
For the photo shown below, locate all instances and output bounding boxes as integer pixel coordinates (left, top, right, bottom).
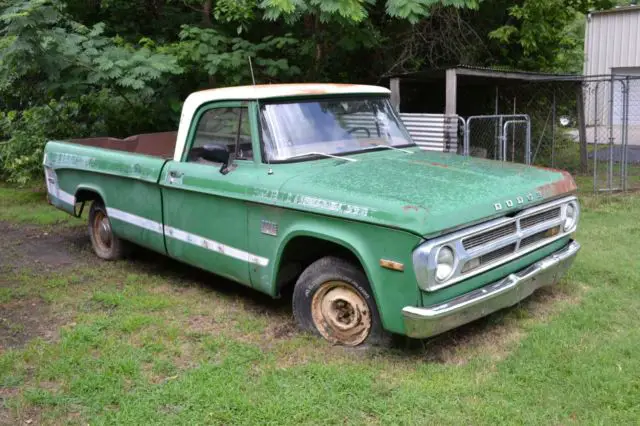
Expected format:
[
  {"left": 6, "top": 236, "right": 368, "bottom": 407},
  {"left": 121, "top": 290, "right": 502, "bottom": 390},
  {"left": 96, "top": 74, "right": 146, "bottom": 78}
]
[{"left": 174, "top": 83, "right": 391, "bottom": 161}]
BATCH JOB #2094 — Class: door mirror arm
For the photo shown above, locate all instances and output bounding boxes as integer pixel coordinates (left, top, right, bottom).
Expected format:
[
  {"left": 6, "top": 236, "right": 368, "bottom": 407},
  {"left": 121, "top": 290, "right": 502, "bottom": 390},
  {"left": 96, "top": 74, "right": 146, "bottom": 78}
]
[{"left": 198, "top": 144, "right": 232, "bottom": 174}]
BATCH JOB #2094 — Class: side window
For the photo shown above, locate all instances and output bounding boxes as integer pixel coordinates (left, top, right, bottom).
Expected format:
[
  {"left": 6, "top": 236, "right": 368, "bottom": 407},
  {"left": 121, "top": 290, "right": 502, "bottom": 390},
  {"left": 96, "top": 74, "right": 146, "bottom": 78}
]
[{"left": 188, "top": 106, "right": 253, "bottom": 163}]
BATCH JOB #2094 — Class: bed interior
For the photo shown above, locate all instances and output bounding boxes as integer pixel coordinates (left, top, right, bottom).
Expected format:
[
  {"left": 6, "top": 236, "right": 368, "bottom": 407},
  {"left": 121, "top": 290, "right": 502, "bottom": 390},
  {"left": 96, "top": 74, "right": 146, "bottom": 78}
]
[{"left": 70, "top": 131, "right": 178, "bottom": 159}]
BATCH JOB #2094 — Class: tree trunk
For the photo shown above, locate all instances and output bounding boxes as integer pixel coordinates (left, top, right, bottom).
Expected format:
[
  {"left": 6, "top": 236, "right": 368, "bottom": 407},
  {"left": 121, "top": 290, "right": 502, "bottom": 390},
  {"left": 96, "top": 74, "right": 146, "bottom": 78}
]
[{"left": 202, "top": 0, "right": 212, "bottom": 27}]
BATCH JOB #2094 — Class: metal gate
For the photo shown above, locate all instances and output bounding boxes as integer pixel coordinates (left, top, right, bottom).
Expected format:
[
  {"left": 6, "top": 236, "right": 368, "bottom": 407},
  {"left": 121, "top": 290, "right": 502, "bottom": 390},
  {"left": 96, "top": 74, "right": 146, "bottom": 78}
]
[{"left": 464, "top": 115, "right": 532, "bottom": 164}]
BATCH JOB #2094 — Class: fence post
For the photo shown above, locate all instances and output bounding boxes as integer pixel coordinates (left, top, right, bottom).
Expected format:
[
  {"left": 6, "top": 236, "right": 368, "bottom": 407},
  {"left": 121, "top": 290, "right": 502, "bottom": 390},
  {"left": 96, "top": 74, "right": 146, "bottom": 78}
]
[
  {"left": 593, "top": 81, "right": 600, "bottom": 193},
  {"left": 576, "top": 82, "right": 588, "bottom": 173},
  {"left": 623, "top": 77, "right": 630, "bottom": 191},
  {"left": 608, "top": 76, "right": 615, "bottom": 191},
  {"left": 551, "top": 90, "right": 556, "bottom": 168}
]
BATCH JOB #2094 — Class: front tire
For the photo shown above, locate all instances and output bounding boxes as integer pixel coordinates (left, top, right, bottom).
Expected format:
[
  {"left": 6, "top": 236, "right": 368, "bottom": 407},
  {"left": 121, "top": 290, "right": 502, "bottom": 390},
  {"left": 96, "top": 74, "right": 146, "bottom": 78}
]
[
  {"left": 88, "top": 201, "right": 128, "bottom": 260},
  {"left": 292, "top": 256, "right": 388, "bottom": 346}
]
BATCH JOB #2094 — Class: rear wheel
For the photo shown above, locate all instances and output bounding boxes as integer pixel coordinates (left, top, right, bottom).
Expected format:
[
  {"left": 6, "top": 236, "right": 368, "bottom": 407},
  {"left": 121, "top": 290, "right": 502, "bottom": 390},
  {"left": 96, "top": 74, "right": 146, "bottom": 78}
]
[
  {"left": 88, "top": 201, "right": 128, "bottom": 260},
  {"left": 292, "top": 256, "right": 389, "bottom": 346}
]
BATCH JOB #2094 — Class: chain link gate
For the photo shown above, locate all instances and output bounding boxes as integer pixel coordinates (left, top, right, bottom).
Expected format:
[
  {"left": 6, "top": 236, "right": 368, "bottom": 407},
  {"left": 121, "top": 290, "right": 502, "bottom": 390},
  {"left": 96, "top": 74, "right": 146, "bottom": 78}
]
[
  {"left": 586, "top": 76, "right": 640, "bottom": 192},
  {"left": 464, "top": 115, "right": 531, "bottom": 164}
]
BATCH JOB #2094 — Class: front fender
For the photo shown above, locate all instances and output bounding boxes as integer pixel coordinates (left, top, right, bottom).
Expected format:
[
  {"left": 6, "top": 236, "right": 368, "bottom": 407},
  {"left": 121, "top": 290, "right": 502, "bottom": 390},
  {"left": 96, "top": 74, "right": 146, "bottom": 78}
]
[{"left": 248, "top": 205, "right": 423, "bottom": 334}]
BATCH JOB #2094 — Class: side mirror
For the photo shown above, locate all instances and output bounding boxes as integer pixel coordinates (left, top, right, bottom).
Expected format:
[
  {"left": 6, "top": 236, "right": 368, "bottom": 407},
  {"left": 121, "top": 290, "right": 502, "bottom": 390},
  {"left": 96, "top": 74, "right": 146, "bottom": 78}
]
[
  {"left": 200, "top": 144, "right": 230, "bottom": 164},
  {"left": 200, "top": 144, "right": 232, "bottom": 175}
]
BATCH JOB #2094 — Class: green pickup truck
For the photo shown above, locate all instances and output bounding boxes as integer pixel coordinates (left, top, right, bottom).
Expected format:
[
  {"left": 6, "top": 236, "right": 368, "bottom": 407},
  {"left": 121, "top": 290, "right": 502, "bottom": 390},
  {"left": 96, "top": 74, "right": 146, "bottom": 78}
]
[{"left": 44, "top": 83, "right": 580, "bottom": 346}]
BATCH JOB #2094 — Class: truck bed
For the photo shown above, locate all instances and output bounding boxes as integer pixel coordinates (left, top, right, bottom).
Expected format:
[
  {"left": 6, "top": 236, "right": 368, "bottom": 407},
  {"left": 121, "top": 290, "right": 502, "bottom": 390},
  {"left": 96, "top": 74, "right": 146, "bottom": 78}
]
[{"left": 70, "top": 131, "right": 178, "bottom": 159}]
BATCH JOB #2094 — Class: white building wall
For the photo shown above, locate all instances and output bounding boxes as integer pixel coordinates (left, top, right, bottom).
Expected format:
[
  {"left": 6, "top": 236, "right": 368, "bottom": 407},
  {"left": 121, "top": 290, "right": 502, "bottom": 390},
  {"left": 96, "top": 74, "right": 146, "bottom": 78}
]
[
  {"left": 584, "top": 7, "right": 640, "bottom": 76},
  {"left": 584, "top": 7, "right": 640, "bottom": 144}
]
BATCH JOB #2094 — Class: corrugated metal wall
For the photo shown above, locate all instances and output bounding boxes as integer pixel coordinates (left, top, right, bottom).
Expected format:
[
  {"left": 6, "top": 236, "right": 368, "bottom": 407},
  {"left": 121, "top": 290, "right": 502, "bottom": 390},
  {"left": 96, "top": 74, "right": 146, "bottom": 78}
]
[
  {"left": 584, "top": 7, "right": 640, "bottom": 139},
  {"left": 342, "top": 113, "right": 456, "bottom": 152},
  {"left": 584, "top": 7, "right": 640, "bottom": 76},
  {"left": 399, "top": 113, "right": 457, "bottom": 152}
]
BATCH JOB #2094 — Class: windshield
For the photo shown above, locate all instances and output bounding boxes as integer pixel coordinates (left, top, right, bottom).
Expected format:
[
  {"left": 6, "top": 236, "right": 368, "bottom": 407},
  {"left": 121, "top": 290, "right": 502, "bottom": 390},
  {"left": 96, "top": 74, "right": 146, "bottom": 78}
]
[{"left": 260, "top": 97, "right": 414, "bottom": 162}]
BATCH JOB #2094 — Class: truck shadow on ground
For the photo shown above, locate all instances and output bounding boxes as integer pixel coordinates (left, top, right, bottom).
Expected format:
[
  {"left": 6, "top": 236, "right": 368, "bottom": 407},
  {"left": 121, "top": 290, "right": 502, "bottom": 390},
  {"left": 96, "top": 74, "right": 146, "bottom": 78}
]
[
  {"left": 0, "top": 222, "right": 578, "bottom": 363},
  {"left": 119, "top": 239, "right": 578, "bottom": 364}
]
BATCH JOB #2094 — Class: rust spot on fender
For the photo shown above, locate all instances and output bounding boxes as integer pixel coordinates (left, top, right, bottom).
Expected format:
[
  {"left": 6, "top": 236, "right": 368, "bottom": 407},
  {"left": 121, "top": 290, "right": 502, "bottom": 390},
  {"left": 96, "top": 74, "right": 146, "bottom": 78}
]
[{"left": 536, "top": 169, "right": 577, "bottom": 197}]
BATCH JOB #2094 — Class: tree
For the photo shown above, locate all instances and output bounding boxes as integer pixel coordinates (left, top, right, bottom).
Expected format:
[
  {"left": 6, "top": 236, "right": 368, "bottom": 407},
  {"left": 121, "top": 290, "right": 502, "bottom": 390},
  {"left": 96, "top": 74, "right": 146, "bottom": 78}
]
[{"left": 488, "top": 0, "right": 616, "bottom": 72}]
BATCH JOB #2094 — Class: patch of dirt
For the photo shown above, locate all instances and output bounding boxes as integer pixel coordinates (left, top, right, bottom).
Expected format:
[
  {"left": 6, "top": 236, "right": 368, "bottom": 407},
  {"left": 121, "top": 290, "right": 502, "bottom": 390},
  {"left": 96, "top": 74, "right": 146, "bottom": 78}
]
[
  {"left": 0, "top": 221, "right": 91, "bottom": 273},
  {"left": 267, "top": 321, "right": 298, "bottom": 340},
  {"left": 0, "top": 298, "right": 61, "bottom": 351}
]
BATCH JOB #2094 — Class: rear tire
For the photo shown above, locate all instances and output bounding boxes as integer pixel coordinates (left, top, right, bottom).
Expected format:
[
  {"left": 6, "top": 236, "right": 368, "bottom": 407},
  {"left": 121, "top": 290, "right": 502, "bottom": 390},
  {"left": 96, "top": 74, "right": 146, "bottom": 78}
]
[
  {"left": 88, "top": 201, "right": 128, "bottom": 260},
  {"left": 292, "top": 256, "right": 389, "bottom": 346}
]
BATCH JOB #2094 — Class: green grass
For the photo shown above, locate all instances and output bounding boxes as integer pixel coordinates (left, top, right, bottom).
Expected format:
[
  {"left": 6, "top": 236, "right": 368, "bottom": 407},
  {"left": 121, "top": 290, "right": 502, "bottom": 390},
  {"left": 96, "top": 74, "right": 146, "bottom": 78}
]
[
  {"left": 1, "top": 187, "right": 640, "bottom": 424},
  {"left": 0, "top": 185, "right": 78, "bottom": 226}
]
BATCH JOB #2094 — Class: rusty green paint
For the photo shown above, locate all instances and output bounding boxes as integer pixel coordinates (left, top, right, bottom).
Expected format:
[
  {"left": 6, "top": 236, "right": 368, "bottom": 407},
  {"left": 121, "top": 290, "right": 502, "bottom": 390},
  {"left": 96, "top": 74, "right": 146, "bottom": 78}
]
[{"left": 42, "top": 97, "right": 579, "bottom": 337}]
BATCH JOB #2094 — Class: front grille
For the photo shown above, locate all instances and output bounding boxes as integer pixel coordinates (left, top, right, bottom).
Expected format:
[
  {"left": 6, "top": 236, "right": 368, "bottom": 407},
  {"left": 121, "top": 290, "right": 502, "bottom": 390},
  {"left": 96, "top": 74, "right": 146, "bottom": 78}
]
[
  {"left": 520, "top": 207, "right": 561, "bottom": 229},
  {"left": 461, "top": 243, "right": 517, "bottom": 273},
  {"left": 463, "top": 223, "right": 517, "bottom": 250},
  {"left": 460, "top": 205, "right": 566, "bottom": 274},
  {"left": 479, "top": 243, "right": 517, "bottom": 265},
  {"left": 520, "top": 226, "right": 560, "bottom": 248}
]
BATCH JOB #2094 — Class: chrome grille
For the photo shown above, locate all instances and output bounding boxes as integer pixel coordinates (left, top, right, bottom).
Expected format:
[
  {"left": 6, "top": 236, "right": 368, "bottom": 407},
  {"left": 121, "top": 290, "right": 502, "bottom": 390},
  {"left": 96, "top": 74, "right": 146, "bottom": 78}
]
[
  {"left": 521, "top": 226, "right": 560, "bottom": 248},
  {"left": 480, "top": 243, "right": 517, "bottom": 264},
  {"left": 413, "top": 196, "right": 578, "bottom": 292},
  {"left": 463, "top": 223, "right": 517, "bottom": 250},
  {"left": 520, "top": 207, "right": 561, "bottom": 229}
]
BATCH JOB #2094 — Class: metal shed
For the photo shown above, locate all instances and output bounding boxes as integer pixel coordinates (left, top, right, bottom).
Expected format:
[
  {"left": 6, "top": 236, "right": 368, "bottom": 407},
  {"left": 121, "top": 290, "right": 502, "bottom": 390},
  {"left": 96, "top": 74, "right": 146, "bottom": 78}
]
[{"left": 584, "top": 6, "right": 640, "bottom": 143}]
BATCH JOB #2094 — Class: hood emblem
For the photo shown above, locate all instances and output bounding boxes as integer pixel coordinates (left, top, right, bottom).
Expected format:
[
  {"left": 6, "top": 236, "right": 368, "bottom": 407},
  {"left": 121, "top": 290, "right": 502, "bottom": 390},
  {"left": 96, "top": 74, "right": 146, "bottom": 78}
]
[{"left": 494, "top": 191, "right": 542, "bottom": 211}]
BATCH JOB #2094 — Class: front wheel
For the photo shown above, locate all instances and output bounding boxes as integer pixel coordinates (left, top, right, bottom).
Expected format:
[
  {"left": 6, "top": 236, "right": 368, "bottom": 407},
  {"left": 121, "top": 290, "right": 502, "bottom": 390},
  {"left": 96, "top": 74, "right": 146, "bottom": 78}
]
[
  {"left": 88, "top": 201, "right": 129, "bottom": 260},
  {"left": 292, "top": 257, "right": 389, "bottom": 346}
]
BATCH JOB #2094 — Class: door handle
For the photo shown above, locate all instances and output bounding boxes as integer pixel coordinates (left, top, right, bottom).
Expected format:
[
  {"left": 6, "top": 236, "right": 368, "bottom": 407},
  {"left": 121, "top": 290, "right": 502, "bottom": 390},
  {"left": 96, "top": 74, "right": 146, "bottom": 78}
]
[{"left": 168, "top": 170, "right": 184, "bottom": 178}]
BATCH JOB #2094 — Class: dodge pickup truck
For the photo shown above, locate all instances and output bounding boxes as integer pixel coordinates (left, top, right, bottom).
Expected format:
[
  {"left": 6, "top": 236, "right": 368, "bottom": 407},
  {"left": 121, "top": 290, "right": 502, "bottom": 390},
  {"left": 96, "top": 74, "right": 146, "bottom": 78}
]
[{"left": 43, "top": 83, "right": 581, "bottom": 346}]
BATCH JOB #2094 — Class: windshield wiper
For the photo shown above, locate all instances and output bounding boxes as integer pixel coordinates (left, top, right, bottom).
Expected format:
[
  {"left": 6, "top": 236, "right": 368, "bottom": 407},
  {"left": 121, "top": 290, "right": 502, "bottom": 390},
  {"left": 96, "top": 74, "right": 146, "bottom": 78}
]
[
  {"left": 360, "top": 144, "right": 413, "bottom": 154},
  {"left": 284, "top": 152, "right": 358, "bottom": 162}
]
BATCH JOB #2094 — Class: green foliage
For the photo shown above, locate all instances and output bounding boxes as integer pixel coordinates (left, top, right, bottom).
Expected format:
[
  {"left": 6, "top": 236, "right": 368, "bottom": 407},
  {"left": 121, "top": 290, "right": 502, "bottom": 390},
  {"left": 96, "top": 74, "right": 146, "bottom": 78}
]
[
  {"left": 386, "top": 0, "right": 479, "bottom": 24},
  {"left": 170, "top": 26, "right": 299, "bottom": 85},
  {"left": 1, "top": 0, "right": 618, "bottom": 184},
  {"left": 0, "top": 97, "right": 106, "bottom": 184},
  {"left": 214, "top": 0, "right": 257, "bottom": 34},
  {"left": 260, "top": 0, "right": 479, "bottom": 24},
  {"left": 488, "top": 0, "right": 615, "bottom": 72}
]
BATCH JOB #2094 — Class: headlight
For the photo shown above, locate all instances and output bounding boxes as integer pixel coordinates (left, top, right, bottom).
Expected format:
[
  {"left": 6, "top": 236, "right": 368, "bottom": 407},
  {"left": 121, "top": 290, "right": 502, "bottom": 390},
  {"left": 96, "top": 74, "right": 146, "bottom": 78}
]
[
  {"left": 564, "top": 202, "right": 579, "bottom": 231},
  {"left": 435, "top": 246, "right": 456, "bottom": 282}
]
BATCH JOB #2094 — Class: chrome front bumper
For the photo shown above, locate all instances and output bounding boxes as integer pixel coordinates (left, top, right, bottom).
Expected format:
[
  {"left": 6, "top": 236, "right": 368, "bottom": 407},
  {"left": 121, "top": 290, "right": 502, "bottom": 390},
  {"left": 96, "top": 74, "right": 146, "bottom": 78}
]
[{"left": 402, "top": 240, "right": 580, "bottom": 339}]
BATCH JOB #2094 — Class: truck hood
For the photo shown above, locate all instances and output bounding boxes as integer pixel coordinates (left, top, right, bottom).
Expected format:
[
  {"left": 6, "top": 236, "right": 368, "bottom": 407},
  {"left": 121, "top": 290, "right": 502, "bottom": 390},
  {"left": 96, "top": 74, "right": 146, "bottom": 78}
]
[{"left": 277, "top": 150, "right": 576, "bottom": 237}]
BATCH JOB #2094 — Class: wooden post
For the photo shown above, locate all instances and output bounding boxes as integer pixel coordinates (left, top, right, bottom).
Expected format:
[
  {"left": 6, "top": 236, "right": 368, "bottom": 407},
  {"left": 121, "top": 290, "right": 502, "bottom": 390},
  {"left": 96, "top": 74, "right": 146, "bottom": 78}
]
[
  {"left": 390, "top": 78, "right": 401, "bottom": 111},
  {"left": 576, "top": 83, "right": 588, "bottom": 173}
]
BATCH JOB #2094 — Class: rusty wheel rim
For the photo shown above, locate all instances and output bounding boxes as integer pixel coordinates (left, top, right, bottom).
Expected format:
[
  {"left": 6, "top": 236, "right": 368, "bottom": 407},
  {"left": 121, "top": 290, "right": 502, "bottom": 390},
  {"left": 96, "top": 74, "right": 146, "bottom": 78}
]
[
  {"left": 311, "top": 281, "right": 371, "bottom": 346},
  {"left": 92, "top": 211, "right": 113, "bottom": 251}
]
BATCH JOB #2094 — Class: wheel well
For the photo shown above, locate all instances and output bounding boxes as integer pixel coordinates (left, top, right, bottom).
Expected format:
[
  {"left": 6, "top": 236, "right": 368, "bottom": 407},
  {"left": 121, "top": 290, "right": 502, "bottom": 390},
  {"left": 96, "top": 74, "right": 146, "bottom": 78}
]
[
  {"left": 276, "top": 236, "right": 363, "bottom": 294},
  {"left": 75, "top": 188, "right": 103, "bottom": 204},
  {"left": 74, "top": 189, "right": 103, "bottom": 217}
]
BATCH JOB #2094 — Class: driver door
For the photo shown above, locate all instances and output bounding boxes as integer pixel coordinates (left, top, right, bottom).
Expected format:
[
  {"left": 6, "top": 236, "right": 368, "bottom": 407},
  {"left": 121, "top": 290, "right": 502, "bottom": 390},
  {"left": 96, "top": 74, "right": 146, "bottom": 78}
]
[{"left": 160, "top": 101, "right": 259, "bottom": 285}]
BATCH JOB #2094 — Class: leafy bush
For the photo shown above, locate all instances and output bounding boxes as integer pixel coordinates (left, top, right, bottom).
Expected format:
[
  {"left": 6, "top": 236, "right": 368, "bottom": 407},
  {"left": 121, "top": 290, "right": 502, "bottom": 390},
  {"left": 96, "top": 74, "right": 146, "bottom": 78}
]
[{"left": 0, "top": 97, "right": 106, "bottom": 185}]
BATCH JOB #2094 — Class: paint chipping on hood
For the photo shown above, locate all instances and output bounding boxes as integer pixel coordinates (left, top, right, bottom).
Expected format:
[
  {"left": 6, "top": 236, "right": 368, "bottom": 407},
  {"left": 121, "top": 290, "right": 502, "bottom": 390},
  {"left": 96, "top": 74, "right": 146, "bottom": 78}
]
[{"left": 278, "top": 150, "right": 577, "bottom": 236}]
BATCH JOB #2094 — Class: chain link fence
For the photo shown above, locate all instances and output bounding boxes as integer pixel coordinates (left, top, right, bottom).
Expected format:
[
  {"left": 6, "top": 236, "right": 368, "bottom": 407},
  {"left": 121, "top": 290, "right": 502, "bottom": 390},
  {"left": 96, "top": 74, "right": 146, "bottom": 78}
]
[{"left": 455, "top": 74, "right": 640, "bottom": 192}]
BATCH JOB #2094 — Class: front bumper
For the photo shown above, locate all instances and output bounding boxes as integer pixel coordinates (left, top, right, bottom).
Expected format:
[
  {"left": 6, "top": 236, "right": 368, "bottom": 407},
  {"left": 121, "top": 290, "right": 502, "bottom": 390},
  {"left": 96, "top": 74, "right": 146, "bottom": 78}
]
[{"left": 402, "top": 240, "right": 580, "bottom": 339}]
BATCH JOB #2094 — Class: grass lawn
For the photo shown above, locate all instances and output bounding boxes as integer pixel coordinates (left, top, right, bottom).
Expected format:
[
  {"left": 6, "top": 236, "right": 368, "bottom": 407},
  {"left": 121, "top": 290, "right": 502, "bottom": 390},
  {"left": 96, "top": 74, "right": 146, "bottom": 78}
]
[{"left": 1, "top": 185, "right": 639, "bottom": 425}]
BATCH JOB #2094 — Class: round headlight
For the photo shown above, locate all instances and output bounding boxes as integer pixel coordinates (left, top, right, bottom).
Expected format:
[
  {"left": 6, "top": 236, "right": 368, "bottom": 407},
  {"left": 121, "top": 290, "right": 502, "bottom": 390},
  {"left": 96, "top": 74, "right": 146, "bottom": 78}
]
[
  {"left": 564, "top": 202, "right": 579, "bottom": 231},
  {"left": 435, "top": 246, "right": 456, "bottom": 282}
]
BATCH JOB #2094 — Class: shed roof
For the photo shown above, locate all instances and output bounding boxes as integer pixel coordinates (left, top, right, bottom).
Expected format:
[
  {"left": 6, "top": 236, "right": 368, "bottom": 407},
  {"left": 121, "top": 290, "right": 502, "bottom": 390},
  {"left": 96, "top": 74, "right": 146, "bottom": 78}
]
[
  {"left": 388, "top": 65, "right": 582, "bottom": 83},
  {"left": 589, "top": 5, "right": 640, "bottom": 16}
]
